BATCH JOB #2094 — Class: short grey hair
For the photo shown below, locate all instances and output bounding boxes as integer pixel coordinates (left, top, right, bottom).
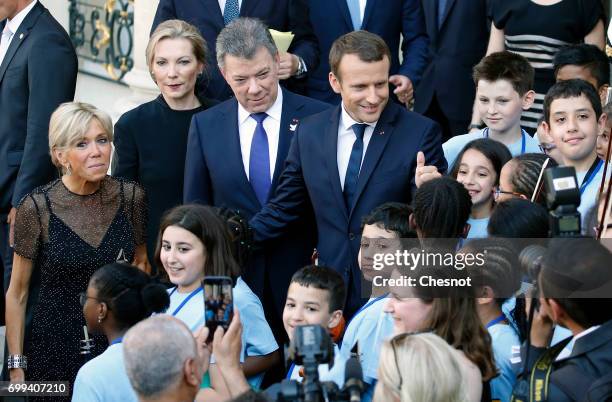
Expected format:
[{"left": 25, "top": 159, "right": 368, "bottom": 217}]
[
  {"left": 216, "top": 17, "right": 278, "bottom": 68},
  {"left": 123, "top": 315, "right": 197, "bottom": 398}
]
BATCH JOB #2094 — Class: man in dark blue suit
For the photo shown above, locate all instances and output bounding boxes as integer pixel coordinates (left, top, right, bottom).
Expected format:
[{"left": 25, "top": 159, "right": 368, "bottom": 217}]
[
  {"left": 306, "top": 0, "right": 428, "bottom": 105},
  {"left": 415, "top": 0, "right": 489, "bottom": 141},
  {"left": 184, "top": 18, "right": 329, "bottom": 343},
  {"left": 152, "top": 0, "right": 319, "bottom": 102},
  {"left": 250, "top": 31, "right": 446, "bottom": 317},
  {"left": 0, "top": 0, "right": 77, "bottom": 299}
]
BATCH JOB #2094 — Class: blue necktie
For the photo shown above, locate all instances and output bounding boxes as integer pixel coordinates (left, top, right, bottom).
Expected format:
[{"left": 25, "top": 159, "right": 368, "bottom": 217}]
[
  {"left": 224, "top": 0, "right": 240, "bottom": 25},
  {"left": 343, "top": 123, "right": 367, "bottom": 208},
  {"left": 347, "top": 0, "right": 362, "bottom": 30},
  {"left": 249, "top": 113, "right": 271, "bottom": 205},
  {"left": 438, "top": 0, "right": 448, "bottom": 28}
]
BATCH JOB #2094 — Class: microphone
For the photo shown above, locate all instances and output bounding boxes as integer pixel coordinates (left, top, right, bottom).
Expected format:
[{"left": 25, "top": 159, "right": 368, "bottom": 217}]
[{"left": 343, "top": 356, "right": 364, "bottom": 402}]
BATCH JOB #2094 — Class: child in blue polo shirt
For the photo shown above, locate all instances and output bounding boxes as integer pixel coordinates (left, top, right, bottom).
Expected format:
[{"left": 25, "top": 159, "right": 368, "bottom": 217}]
[
  {"left": 540, "top": 79, "right": 611, "bottom": 234},
  {"left": 156, "top": 205, "right": 279, "bottom": 389},
  {"left": 445, "top": 51, "right": 541, "bottom": 171},
  {"left": 329, "top": 202, "right": 416, "bottom": 401}
]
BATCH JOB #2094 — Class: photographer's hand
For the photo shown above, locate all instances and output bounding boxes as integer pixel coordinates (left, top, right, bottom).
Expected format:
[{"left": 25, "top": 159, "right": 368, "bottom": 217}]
[
  {"left": 528, "top": 297, "right": 555, "bottom": 348},
  {"left": 212, "top": 310, "right": 250, "bottom": 397}
]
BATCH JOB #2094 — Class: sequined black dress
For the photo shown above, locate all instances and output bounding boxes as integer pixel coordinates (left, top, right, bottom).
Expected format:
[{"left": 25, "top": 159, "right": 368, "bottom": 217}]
[{"left": 13, "top": 176, "right": 146, "bottom": 399}]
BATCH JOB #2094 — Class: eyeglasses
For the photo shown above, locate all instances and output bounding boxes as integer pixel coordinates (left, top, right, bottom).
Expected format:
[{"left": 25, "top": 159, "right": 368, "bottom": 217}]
[
  {"left": 494, "top": 187, "right": 525, "bottom": 201},
  {"left": 79, "top": 292, "right": 103, "bottom": 307},
  {"left": 539, "top": 143, "right": 556, "bottom": 155},
  {"left": 389, "top": 329, "right": 432, "bottom": 390}
]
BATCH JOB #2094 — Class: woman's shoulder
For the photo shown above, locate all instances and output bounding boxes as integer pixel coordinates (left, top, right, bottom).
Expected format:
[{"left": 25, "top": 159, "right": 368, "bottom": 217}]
[
  {"left": 16, "top": 180, "right": 60, "bottom": 210},
  {"left": 116, "top": 96, "right": 165, "bottom": 126}
]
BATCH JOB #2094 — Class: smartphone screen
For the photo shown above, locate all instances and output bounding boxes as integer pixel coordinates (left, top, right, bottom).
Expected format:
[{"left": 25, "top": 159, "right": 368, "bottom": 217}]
[{"left": 203, "top": 276, "right": 234, "bottom": 341}]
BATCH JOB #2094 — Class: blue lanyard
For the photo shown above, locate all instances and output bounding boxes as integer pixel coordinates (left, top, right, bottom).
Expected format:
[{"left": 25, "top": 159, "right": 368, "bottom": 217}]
[
  {"left": 347, "top": 293, "right": 388, "bottom": 329},
  {"left": 286, "top": 363, "right": 296, "bottom": 379},
  {"left": 483, "top": 128, "right": 526, "bottom": 154},
  {"left": 169, "top": 287, "right": 203, "bottom": 316},
  {"left": 111, "top": 337, "right": 123, "bottom": 345},
  {"left": 579, "top": 159, "right": 603, "bottom": 195},
  {"left": 486, "top": 313, "right": 506, "bottom": 329}
]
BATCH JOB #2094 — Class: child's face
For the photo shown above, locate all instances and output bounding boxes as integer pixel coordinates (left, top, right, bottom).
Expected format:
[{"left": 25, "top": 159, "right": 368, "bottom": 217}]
[
  {"left": 359, "top": 223, "right": 400, "bottom": 282},
  {"left": 456, "top": 149, "right": 497, "bottom": 209},
  {"left": 537, "top": 121, "right": 564, "bottom": 163},
  {"left": 556, "top": 65, "right": 599, "bottom": 92},
  {"left": 476, "top": 79, "right": 531, "bottom": 134},
  {"left": 160, "top": 225, "right": 206, "bottom": 291},
  {"left": 282, "top": 283, "right": 341, "bottom": 342},
  {"left": 544, "top": 95, "right": 606, "bottom": 165},
  {"left": 496, "top": 160, "right": 519, "bottom": 203},
  {"left": 596, "top": 123, "right": 610, "bottom": 160},
  {"left": 383, "top": 269, "right": 432, "bottom": 335}
]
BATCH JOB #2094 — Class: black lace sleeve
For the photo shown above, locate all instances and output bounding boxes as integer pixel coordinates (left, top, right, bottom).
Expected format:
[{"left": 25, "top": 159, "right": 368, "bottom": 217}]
[
  {"left": 125, "top": 181, "right": 147, "bottom": 246},
  {"left": 13, "top": 194, "right": 43, "bottom": 261}
]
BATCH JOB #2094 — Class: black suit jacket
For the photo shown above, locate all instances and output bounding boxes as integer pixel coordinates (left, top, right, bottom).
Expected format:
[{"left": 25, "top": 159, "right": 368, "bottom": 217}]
[
  {"left": 0, "top": 2, "right": 77, "bottom": 212},
  {"left": 152, "top": 0, "right": 319, "bottom": 101},
  {"left": 414, "top": 0, "right": 489, "bottom": 121},
  {"left": 184, "top": 88, "right": 330, "bottom": 318}
]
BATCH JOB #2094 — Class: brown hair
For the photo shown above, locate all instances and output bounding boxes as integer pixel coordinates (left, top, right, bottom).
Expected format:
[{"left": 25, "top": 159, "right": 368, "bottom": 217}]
[
  {"left": 329, "top": 30, "right": 391, "bottom": 80},
  {"left": 473, "top": 51, "right": 534, "bottom": 96},
  {"left": 154, "top": 205, "right": 240, "bottom": 283}
]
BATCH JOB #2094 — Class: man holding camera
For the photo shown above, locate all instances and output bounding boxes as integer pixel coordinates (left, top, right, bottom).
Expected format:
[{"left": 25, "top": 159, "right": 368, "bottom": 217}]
[{"left": 514, "top": 238, "right": 612, "bottom": 401}]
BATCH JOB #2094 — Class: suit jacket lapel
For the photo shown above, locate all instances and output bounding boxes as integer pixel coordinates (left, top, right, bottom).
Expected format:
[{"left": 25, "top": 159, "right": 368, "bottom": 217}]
[
  {"left": 272, "top": 89, "right": 301, "bottom": 190},
  {"left": 361, "top": 0, "right": 378, "bottom": 30},
  {"left": 240, "top": 0, "right": 262, "bottom": 17},
  {"left": 348, "top": 103, "right": 397, "bottom": 216},
  {"left": 326, "top": 106, "right": 349, "bottom": 220},
  {"left": 202, "top": 0, "right": 224, "bottom": 30},
  {"left": 0, "top": 2, "right": 43, "bottom": 84},
  {"left": 439, "top": 0, "right": 457, "bottom": 30},
  {"left": 423, "top": 0, "right": 438, "bottom": 44},
  {"left": 223, "top": 101, "right": 261, "bottom": 207},
  {"left": 335, "top": 0, "right": 354, "bottom": 31}
]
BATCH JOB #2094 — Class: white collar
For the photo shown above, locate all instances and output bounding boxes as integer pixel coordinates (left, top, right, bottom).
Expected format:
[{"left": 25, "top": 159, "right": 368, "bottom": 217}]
[
  {"left": 237, "top": 84, "right": 283, "bottom": 125},
  {"left": 340, "top": 103, "right": 377, "bottom": 134},
  {"left": 5, "top": 0, "right": 37, "bottom": 35},
  {"left": 573, "top": 325, "right": 601, "bottom": 343}
]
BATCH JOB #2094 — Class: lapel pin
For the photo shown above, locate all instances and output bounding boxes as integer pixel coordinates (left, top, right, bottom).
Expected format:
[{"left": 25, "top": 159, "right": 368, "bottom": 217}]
[
  {"left": 19, "top": 33, "right": 24, "bottom": 40},
  {"left": 289, "top": 119, "right": 299, "bottom": 132},
  {"left": 378, "top": 130, "right": 384, "bottom": 136}
]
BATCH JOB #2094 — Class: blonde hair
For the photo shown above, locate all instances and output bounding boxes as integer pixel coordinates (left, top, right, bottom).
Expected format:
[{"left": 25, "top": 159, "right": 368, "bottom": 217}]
[
  {"left": 146, "top": 19, "right": 207, "bottom": 74},
  {"left": 48, "top": 102, "right": 113, "bottom": 171},
  {"left": 373, "top": 333, "right": 467, "bottom": 402}
]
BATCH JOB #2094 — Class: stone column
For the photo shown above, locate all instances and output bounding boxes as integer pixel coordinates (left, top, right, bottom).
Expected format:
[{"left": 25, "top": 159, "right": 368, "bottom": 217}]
[{"left": 114, "top": 0, "right": 160, "bottom": 116}]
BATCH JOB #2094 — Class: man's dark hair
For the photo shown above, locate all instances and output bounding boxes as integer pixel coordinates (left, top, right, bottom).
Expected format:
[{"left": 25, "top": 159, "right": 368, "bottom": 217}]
[
  {"left": 540, "top": 238, "right": 612, "bottom": 328},
  {"left": 553, "top": 44, "right": 610, "bottom": 89},
  {"left": 413, "top": 177, "right": 472, "bottom": 238},
  {"left": 473, "top": 51, "right": 535, "bottom": 96},
  {"left": 361, "top": 202, "right": 415, "bottom": 238},
  {"left": 543, "top": 79, "right": 603, "bottom": 124},
  {"left": 290, "top": 265, "right": 346, "bottom": 312},
  {"left": 329, "top": 30, "right": 391, "bottom": 79}
]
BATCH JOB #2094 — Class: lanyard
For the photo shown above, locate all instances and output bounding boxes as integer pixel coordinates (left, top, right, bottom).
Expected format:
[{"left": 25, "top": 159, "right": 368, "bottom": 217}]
[
  {"left": 286, "top": 363, "right": 296, "bottom": 380},
  {"left": 111, "top": 337, "right": 123, "bottom": 345},
  {"left": 486, "top": 313, "right": 507, "bottom": 329},
  {"left": 483, "top": 128, "right": 526, "bottom": 154},
  {"left": 346, "top": 293, "right": 388, "bottom": 329},
  {"left": 579, "top": 158, "right": 603, "bottom": 195},
  {"left": 169, "top": 287, "right": 203, "bottom": 316}
]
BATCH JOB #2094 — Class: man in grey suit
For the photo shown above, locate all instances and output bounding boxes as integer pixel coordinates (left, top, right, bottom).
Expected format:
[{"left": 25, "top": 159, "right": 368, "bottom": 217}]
[{"left": 0, "top": 0, "right": 78, "bottom": 303}]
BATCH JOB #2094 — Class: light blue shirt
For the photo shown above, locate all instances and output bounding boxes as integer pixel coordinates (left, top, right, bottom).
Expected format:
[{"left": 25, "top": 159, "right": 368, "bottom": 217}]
[
  {"left": 467, "top": 217, "right": 489, "bottom": 239},
  {"left": 327, "top": 295, "right": 393, "bottom": 402},
  {"left": 72, "top": 343, "right": 137, "bottom": 402},
  {"left": 167, "top": 277, "right": 278, "bottom": 388},
  {"left": 443, "top": 129, "right": 541, "bottom": 172},
  {"left": 576, "top": 161, "right": 610, "bottom": 234},
  {"left": 488, "top": 324, "right": 521, "bottom": 402}
]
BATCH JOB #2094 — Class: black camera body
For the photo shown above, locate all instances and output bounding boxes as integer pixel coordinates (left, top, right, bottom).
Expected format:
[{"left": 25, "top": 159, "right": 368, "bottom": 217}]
[
  {"left": 544, "top": 166, "right": 582, "bottom": 237},
  {"left": 273, "top": 325, "right": 363, "bottom": 402}
]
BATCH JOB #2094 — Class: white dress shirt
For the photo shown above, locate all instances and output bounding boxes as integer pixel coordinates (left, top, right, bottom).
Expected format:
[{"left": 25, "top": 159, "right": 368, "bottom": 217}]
[
  {"left": 337, "top": 104, "right": 376, "bottom": 189},
  {"left": 358, "top": 0, "right": 367, "bottom": 24},
  {"left": 218, "top": 0, "right": 243, "bottom": 15},
  {"left": 238, "top": 85, "right": 282, "bottom": 180},
  {"left": 0, "top": 0, "right": 37, "bottom": 66}
]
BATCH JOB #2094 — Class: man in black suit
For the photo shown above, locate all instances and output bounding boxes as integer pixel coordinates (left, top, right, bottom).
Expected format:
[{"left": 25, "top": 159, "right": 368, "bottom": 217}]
[
  {"left": 152, "top": 0, "right": 319, "bottom": 101},
  {"left": 415, "top": 0, "right": 489, "bottom": 141},
  {"left": 0, "top": 0, "right": 78, "bottom": 299}
]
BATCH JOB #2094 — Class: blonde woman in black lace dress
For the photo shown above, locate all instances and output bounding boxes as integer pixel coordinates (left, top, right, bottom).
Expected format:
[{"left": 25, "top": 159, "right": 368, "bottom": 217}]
[{"left": 5, "top": 102, "right": 148, "bottom": 399}]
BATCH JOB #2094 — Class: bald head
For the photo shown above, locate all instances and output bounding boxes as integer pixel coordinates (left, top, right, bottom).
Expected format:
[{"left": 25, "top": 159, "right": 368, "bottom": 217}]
[{"left": 123, "top": 315, "right": 197, "bottom": 399}]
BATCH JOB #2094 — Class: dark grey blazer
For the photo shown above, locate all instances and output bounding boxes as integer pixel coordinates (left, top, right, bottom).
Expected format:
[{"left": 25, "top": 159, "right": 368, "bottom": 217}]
[{"left": 0, "top": 2, "right": 78, "bottom": 212}]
